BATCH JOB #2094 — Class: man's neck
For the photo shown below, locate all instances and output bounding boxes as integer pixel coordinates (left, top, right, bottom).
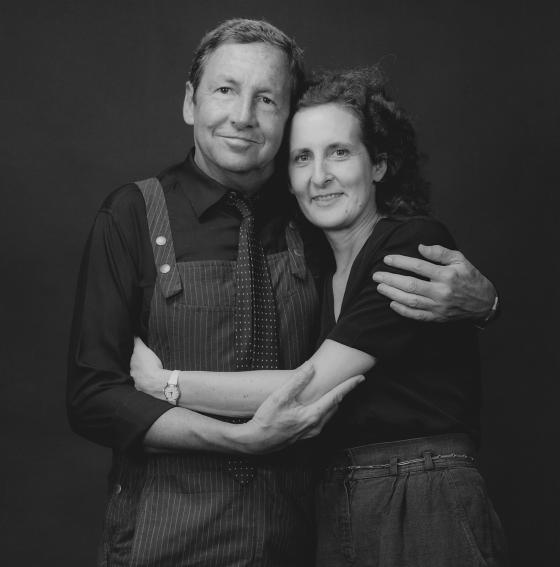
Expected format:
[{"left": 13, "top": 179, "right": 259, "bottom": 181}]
[{"left": 193, "top": 153, "right": 273, "bottom": 196}]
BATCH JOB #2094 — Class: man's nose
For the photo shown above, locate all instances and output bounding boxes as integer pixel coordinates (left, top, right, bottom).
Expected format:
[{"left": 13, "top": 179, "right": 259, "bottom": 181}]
[{"left": 230, "top": 95, "right": 256, "bottom": 128}]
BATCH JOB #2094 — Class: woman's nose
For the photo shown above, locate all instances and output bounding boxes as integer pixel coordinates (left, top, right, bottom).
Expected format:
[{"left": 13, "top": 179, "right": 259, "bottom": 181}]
[{"left": 311, "top": 161, "right": 333, "bottom": 187}]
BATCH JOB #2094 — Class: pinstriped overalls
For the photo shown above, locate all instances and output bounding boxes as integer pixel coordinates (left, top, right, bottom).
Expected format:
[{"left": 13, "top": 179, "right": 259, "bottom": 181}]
[{"left": 100, "top": 179, "right": 320, "bottom": 567}]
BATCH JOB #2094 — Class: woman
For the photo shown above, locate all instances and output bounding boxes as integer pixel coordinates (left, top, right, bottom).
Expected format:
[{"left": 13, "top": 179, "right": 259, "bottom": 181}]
[{"left": 132, "top": 67, "right": 508, "bottom": 566}]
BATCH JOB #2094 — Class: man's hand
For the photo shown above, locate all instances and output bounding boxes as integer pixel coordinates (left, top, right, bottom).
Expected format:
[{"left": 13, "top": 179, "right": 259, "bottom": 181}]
[
  {"left": 372, "top": 244, "right": 496, "bottom": 323},
  {"left": 130, "top": 337, "right": 167, "bottom": 399},
  {"left": 237, "top": 362, "right": 364, "bottom": 454}
]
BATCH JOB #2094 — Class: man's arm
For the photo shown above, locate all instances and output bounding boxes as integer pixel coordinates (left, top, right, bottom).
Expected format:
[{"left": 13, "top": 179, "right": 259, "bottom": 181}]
[
  {"left": 372, "top": 244, "right": 497, "bottom": 324},
  {"left": 66, "top": 192, "right": 173, "bottom": 451}
]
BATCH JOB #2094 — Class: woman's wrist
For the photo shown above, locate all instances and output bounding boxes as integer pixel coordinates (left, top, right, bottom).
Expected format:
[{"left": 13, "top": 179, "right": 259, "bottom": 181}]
[{"left": 149, "top": 368, "right": 171, "bottom": 401}]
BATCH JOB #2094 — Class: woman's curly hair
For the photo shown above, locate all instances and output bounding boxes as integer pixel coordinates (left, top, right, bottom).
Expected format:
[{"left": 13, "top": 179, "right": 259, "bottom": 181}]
[{"left": 295, "top": 67, "right": 430, "bottom": 217}]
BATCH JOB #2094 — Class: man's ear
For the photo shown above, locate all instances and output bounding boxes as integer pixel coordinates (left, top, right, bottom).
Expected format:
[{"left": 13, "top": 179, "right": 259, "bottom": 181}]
[
  {"left": 183, "top": 82, "right": 195, "bottom": 125},
  {"left": 372, "top": 156, "right": 387, "bottom": 183}
]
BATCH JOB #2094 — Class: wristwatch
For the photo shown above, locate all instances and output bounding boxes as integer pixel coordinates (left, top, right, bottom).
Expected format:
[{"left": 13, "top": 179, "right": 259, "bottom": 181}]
[{"left": 163, "top": 370, "right": 181, "bottom": 405}]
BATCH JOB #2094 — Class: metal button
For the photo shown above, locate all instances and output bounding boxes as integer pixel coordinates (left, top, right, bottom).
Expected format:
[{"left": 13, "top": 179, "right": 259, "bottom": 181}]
[
  {"left": 114, "top": 483, "right": 122, "bottom": 495},
  {"left": 159, "top": 264, "right": 171, "bottom": 274},
  {"left": 155, "top": 236, "right": 167, "bottom": 246}
]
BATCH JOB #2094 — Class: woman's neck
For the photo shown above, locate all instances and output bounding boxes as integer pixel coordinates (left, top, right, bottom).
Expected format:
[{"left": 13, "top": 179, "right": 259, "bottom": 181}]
[
  {"left": 325, "top": 210, "right": 382, "bottom": 275},
  {"left": 326, "top": 210, "right": 382, "bottom": 321}
]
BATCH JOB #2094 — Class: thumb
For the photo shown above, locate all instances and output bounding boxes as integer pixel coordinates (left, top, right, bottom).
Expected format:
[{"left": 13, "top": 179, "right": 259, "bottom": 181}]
[
  {"left": 418, "top": 244, "right": 464, "bottom": 265},
  {"left": 276, "top": 362, "right": 315, "bottom": 401},
  {"left": 310, "top": 374, "right": 365, "bottom": 415}
]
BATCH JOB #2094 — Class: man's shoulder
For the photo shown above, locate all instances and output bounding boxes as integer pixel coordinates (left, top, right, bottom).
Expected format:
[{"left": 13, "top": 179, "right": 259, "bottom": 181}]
[
  {"left": 99, "top": 160, "right": 185, "bottom": 216},
  {"left": 99, "top": 182, "right": 147, "bottom": 225}
]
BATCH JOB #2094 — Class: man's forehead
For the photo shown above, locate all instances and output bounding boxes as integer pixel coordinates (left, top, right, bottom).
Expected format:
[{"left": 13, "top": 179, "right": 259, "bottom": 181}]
[{"left": 201, "top": 42, "right": 290, "bottom": 84}]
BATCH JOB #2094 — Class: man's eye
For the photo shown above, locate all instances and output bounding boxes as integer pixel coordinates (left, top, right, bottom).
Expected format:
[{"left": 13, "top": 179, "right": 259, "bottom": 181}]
[
  {"left": 258, "top": 96, "right": 274, "bottom": 105},
  {"left": 217, "top": 87, "right": 232, "bottom": 94}
]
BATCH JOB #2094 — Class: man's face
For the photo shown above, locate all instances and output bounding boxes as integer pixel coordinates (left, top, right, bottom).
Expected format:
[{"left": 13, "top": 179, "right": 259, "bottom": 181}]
[{"left": 184, "top": 42, "right": 292, "bottom": 193}]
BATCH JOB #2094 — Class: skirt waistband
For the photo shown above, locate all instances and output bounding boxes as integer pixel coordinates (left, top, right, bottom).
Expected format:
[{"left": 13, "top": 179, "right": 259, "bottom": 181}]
[{"left": 326, "top": 433, "right": 476, "bottom": 469}]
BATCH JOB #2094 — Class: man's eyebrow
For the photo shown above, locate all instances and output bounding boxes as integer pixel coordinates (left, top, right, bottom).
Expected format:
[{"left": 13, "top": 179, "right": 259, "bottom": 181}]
[
  {"left": 210, "top": 75, "right": 239, "bottom": 86},
  {"left": 210, "top": 74, "right": 283, "bottom": 95}
]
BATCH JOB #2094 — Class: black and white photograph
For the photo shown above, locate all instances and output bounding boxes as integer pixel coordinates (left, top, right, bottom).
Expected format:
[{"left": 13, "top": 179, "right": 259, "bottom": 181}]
[{"left": 2, "top": 1, "right": 558, "bottom": 565}]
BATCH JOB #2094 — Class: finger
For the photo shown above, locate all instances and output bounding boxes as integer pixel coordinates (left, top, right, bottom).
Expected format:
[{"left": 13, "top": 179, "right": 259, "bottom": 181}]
[
  {"left": 373, "top": 272, "right": 442, "bottom": 300},
  {"left": 376, "top": 282, "right": 440, "bottom": 309},
  {"left": 274, "top": 362, "right": 315, "bottom": 402},
  {"left": 388, "top": 301, "right": 441, "bottom": 322},
  {"left": 378, "top": 255, "right": 444, "bottom": 279},
  {"left": 300, "top": 405, "right": 339, "bottom": 439},
  {"left": 418, "top": 244, "right": 464, "bottom": 266}
]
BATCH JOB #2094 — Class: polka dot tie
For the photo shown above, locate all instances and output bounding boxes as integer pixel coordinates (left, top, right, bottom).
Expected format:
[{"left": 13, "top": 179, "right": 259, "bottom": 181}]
[{"left": 226, "top": 191, "right": 280, "bottom": 484}]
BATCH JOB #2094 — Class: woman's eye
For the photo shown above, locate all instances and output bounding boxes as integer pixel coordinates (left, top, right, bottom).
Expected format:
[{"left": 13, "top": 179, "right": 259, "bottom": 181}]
[
  {"left": 333, "top": 148, "right": 349, "bottom": 157},
  {"left": 217, "top": 87, "right": 232, "bottom": 94},
  {"left": 294, "top": 153, "right": 310, "bottom": 163}
]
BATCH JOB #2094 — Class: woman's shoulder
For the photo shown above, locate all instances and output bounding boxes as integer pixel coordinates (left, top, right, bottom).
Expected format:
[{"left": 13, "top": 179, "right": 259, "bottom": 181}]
[{"left": 372, "top": 215, "right": 456, "bottom": 251}]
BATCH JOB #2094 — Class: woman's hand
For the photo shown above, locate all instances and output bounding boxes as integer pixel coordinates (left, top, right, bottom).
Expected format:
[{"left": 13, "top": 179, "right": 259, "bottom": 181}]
[
  {"left": 235, "top": 362, "right": 364, "bottom": 454},
  {"left": 130, "top": 337, "right": 167, "bottom": 400}
]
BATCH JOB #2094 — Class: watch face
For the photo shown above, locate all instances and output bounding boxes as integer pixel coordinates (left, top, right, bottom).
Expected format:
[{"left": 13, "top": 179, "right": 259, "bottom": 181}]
[{"left": 164, "top": 384, "right": 180, "bottom": 404}]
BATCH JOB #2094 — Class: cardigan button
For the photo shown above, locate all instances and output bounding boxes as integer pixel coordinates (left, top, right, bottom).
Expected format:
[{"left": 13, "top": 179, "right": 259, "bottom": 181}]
[
  {"left": 155, "top": 236, "right": 167, "bottom": 246},
  {"left": 160, "top": 264, "right": 171, "bottom": 274}
]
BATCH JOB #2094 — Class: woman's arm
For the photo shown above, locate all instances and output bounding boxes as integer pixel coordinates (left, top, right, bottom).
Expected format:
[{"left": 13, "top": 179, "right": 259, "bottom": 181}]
[
  {"left": 131, "top": 337, "right": 374, "bottom": 417},
  {"left": 143, "top": 363, "right": 365, "bottom": 454}
]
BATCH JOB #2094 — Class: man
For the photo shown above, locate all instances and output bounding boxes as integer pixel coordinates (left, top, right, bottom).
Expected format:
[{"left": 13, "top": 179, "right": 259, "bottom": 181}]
[{"left": 67, "top": 18, "right": 497, "bottom": 566}]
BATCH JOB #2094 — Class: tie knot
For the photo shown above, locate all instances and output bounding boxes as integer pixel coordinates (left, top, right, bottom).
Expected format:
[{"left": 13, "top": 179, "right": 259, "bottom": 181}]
[{"left": 227, "top": 191, "right": 253, "bottom": 219}]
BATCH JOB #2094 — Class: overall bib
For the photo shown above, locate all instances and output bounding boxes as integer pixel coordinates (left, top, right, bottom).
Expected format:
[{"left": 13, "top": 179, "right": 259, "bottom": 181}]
[{"left": 99, "top": 178, "right": 320, "bottom": 567}]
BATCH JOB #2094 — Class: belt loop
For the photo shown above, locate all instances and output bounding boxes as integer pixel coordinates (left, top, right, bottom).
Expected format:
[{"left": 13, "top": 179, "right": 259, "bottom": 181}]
[
  {"left": 389, "top": 456, "right": 398, "bottom": 476},
  {"left": 423, "top": 451, "right": 435, "bottom": 471}
]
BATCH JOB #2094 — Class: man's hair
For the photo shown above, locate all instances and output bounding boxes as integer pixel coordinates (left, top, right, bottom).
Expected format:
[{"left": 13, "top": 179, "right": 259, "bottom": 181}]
[
  {"left": 296, "top": 67, "right": 431, "bottom": 217},
  {"left": 189, "top": 18, "right": 305, "bottom": 106}
]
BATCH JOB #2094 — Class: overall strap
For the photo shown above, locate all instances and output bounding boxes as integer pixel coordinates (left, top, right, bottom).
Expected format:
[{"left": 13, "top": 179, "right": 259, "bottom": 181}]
[
  {"left": 136, "top": 178, "right": 183, "bottom": 298},
  {"left": 285, "top": 221, "right": 307, "bottom": 280}
]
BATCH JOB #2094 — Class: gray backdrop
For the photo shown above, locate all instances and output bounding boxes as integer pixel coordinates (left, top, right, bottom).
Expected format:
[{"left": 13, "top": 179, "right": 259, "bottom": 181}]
[{"left": 2, "top": 1, "right": 558, "bottom": 565}]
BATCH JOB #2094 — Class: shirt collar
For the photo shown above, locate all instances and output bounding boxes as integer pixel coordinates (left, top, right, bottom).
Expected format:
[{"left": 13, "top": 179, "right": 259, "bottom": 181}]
[
  {"left": 170, "top": 148, "right": 290, "bottom": 219},
  {"left": 171, "top": 150, "right": 229, "bottom": 218}
]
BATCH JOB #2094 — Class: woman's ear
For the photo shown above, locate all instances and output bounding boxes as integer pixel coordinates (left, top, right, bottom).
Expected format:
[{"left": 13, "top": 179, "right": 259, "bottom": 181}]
[
  {"left": 183, "top": 82, "right": 195, "bottom": 125},
  {"left": 372, "top": 156, "right": 387, "bottom": 183}
]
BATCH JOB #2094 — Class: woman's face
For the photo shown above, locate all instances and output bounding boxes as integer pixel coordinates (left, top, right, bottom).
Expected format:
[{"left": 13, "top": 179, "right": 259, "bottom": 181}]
[{"left": 288, "top": 103, "right": 385, "bottom": 232}]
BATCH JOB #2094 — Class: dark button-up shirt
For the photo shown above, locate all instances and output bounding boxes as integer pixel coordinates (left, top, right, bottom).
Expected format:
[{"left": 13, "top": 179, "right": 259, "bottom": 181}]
[{"left": 66, "top": 152, "right": 315, "bottom": 451}]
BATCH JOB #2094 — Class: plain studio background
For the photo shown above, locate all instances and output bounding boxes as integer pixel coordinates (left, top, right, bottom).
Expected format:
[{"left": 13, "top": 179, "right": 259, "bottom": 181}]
[{"left": 2, "top": 1, "right": 558, "bottom": 565}]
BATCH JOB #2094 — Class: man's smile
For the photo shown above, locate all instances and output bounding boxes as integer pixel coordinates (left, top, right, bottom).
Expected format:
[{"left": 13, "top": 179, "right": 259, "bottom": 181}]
[{"left": 218, "top": 133, "right": 262, "bottom": 145}]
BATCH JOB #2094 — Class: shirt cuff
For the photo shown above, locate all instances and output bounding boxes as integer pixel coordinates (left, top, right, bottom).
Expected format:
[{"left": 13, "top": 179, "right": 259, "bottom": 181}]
[{"left": 114, "top": 391, "right": 174, "bottom": 452}]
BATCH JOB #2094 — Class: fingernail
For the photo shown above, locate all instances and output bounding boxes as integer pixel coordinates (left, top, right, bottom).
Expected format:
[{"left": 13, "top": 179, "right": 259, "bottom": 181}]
[
  {"left": 372, "top": 273, "right": 383, "bottom": 282},
  {"left": 385, "top": 256, "right": 393, "bottom": 265}
]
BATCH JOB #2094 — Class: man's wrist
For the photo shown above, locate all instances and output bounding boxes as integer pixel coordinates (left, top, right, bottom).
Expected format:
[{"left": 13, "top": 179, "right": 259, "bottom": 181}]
[{"left": 227, "top": 421, "right": 261, "bottom": 455}]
